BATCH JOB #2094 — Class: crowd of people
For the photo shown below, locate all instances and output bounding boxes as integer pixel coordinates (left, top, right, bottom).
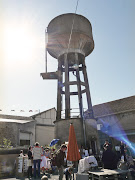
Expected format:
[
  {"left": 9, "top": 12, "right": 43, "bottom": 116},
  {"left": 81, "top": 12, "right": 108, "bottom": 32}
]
[
  {"left": 19, "top": 140, "right": 135, "bottom": 179},
  {"left": 102, "top": 140, "right": 135, "bottom": 177},
  {"left": 77, "top": 140, "right": 135, "bottom": 178},
  {"left": 19, "top": 142, "right": 68, "bottom": 180}
]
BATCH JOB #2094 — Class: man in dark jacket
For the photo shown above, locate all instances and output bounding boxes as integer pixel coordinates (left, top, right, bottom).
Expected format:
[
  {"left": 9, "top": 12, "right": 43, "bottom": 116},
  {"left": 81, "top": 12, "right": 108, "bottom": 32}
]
[
  {"left": 102, "top": 145, "right": 118, "bottom": 169},
  {"left": 56, "top": 144, "right": 67, "bottom": 180}
]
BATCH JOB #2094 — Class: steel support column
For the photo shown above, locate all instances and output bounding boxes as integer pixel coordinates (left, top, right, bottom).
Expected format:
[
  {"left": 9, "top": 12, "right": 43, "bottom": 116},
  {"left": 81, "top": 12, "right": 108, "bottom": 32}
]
[
  {"left": 56, "top": 59, "right": 62, "bottom": 120},
  {"left": 75, "top": 53, "right": 83, "bottom": 119},
  {"left": 82, "top": 60, "right": 94, "bottom": 118},
  {"left": 64, "top": 53, "right": 70, "bottom": 118}
]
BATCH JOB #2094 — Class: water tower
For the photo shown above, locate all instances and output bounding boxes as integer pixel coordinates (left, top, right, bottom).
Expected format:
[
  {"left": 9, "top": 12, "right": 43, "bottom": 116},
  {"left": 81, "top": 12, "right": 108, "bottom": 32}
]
[{"left": 41, "top": 13, "right": 98, "bottom": 149}]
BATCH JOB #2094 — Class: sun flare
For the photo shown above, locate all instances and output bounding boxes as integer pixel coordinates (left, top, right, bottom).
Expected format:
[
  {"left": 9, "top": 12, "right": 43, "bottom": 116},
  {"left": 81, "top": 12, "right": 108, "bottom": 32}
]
[{"left": 3, "top": 25, "right": 37, "bottom": 63}]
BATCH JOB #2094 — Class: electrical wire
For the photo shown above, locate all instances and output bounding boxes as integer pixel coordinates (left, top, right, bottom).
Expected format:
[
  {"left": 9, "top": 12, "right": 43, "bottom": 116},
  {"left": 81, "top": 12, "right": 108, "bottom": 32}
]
[{"left": 67, "top": 0, "right": 80, "bottom": 53}]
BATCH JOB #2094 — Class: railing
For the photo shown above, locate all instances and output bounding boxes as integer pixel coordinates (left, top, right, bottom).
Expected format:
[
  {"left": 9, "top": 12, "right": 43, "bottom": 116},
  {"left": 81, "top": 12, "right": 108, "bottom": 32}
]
[{"left": 60, "top": 108, "right": 88, "bottom": 119}]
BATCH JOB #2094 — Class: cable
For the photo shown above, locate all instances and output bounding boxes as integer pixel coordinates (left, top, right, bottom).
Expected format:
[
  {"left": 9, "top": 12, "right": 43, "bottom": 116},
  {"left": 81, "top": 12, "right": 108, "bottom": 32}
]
[{"left": 67, "top": 0, "right": 80, "bottom": 53}]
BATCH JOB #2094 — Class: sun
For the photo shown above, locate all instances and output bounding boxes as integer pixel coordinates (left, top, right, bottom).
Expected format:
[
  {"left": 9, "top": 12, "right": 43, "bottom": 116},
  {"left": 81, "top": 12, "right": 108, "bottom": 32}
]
[{"left": 3, "top": 24, "right": 37, "bottom": 63}]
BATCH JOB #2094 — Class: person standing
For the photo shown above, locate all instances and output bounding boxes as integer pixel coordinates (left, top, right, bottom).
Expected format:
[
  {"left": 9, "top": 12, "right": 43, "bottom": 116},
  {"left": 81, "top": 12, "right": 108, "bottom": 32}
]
[
  {"left": 27, "top": 146, "right": 33, "bottom": 178},
  {"left": 103, "top": 140, "right": 112, "bottom": 150},
  {"left": 33, "top": 142, "right": 42, "bottom": 179},
  {"left": 84, "top": 148, "right": 89, "bottom": 157},
  {"left": 56, "top": 144, "right": 67, "bottom": 180},
  {"left": 19, "top": 150, "right": 24, "bottom": 157},
  {"left": 102, "top": 145, "right": 118, "bottom": 169},
  {"left": 120, "top": 141, "right": 125, "bottom": 156},
  {"left": 40, "top": 146, "right": 46, "bottom": 174}
]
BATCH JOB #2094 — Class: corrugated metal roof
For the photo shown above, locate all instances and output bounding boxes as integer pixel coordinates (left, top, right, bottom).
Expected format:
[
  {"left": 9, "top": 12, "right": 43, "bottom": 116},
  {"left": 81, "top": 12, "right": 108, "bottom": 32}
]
[
  {"left": 0, "top": 114, "right": 33, "bottom": 120},
  {"left": 0, "top": 118, "right": 34, "bottom": 124}
]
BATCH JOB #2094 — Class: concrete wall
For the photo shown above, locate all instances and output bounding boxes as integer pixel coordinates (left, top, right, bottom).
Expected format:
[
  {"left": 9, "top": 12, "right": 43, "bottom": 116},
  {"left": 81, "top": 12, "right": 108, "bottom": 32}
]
[
  {"left": 85, "top": 118, "right": 100, "bottom": 152},
  {"left": 0, "top": 154, "right": 17, "bottom": 178},
  {"left": 0, "top": 121, "right": 35, "bottom": 146},
  {"left": 0, "top": 148, "right": 28, "bottom": 178},
  {"left": 34, "top": 108, "right": 56, "bottom": 145},
  {"left": 55, "top": 118, "right": 85, "bottom": 145},
  {"left": 115, "top": 111, "right": 135, "bottom": 131},
  {"left": 34, "top": 108, "right": 56, "bottom": 126},
  {"left": 34, "top": 108, "right": 56, "bottom": 125},
  {"left": 55, "top": 118, "right": 99, "bottom": 153},
  {"left": 96, "top": 110, "right": 135, "bottom": 148},
  {"left": 0, "top": 122, "right": 18, "bottom": 146},
  {"left": 36, "top": 125, "right": 55, "bottom": 146},
  {"left": 18, "top": 121, "right": 35, "bottom": 146}
]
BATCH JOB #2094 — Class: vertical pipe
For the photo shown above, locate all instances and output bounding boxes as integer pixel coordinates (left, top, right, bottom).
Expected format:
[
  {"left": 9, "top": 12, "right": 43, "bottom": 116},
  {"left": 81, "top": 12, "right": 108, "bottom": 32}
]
[
  {"left": 82, "top": 60, "right": 94, "bottom": 118},
  {"left": 56, "top": 59, "right": 62, "bottom": 120},
  {"left": 64, "top": 53, "right": 70, "bottom": 118},
  {"left": 45, "top": 29, "right": 48, "bottom": 73}
]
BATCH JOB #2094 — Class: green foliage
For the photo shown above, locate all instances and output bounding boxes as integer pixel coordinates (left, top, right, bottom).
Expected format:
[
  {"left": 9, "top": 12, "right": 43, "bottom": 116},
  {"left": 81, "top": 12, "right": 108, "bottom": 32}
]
[{"left": 3, "top": 138, "right": 11, "bottom": 148}]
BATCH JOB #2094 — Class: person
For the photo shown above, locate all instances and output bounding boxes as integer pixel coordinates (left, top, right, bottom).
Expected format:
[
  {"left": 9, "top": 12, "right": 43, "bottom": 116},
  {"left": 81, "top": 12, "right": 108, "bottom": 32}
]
[
  {"left": 103, "top": 140, "right": 112, "bottom": 150},
  {"left": 120, "top": 141, "right": 125, "bottom": 156},
  {"left": 124, "top": 146, "right": 135, "bottom": 178},
  {"left": 80, "top": 145, "right": 85, "bottom": 158},
  {"left": 102, "top": 145, "right": 118, "bottom": 169},
  {"left": 45, "top": 148, "right": 51, "bottom": 158},
  {"left": 51, "top": 153, "right": 58, "bottom": 174},
  {"left": 41, "top": 146, "right": 46, "bottom": 174},
  {"left": 27, "top": 146, "right": 33, "bottom": 178},
  {"left": 64, "top": 167, "right": 73, "bottom": 180},
  {"left": 115, "top": 145, "right": 121, "bottom": 160},
  {"left": 41, "top": 175, "right": 48, "bottom": 180},
  {"left": 19, "top": 150, "right": 24, "bottom": 157},
  {"left": 33, "top": 142, "right": 42, "bottom": 179},
  {"left": 44, "top": 148, "right": 51, "bottom": 170},
  {"left": 56, "top": 144, "right": 67, "bottom": 180},
  {"left": 84, "top": 148, "right": 89, "bottom": 157}
]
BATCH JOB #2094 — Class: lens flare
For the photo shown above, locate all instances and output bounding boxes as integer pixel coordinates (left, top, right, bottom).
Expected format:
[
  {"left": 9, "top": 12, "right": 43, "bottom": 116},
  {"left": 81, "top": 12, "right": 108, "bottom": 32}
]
[{"left": 86, "top": 115, "right": 135, "bottom": 155}]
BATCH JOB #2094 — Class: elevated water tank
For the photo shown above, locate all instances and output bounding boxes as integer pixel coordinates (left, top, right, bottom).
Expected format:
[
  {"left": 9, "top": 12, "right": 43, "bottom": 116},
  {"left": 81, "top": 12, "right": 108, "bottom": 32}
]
[{"left": 47, "top": 13, "right": 94, "bottom": 61}]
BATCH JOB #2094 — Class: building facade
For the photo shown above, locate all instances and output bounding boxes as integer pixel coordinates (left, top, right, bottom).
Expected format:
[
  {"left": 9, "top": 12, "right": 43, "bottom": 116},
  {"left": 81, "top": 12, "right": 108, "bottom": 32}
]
[
  {"left": 32, "top": 107, "right": 56, "bottom": 146},
  {"left": 93, "top": 95, "right": 135, "bottom": 152},
  {"left": 1, "top": 96, "right": 135, "bottom": 152},
  {"left": 0, "top": 107, "right": 56, "bottom": 147},
  {"left": 0, "top": 115, "right": 35, "bottom": 146}
]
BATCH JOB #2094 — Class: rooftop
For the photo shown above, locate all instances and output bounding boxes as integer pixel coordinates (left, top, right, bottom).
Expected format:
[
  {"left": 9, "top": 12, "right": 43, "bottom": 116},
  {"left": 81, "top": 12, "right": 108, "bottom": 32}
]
[
  {"left": 0, "top": 118, "right": 34, "bottom": 124},
  {"left": 0, "top": 114, "right": 33, "bottom": 120},
  {"left": 93, "top": 95, "right": 135, "bottom": 117},
  {"left": 0, "top": 114, "right": 34, "bottom": 123}
]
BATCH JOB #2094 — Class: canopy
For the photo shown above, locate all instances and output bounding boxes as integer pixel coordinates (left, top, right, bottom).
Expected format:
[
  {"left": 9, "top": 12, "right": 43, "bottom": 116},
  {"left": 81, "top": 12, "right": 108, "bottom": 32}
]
[
  {"left": 49, "top": 139, "right": 59, "bottom": 147},
  {"left": 67, "top": 123, "right": 81, "bottom": 161}
]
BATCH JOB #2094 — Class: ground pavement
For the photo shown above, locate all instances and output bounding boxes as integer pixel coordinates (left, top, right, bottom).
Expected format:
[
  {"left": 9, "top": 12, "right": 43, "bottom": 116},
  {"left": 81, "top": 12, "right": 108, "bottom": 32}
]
[
  {"left": 1, "top": 175, "right": 62, "bottom": 180},
  {"left": 2, "top": 174, "right": 65, "bottom": 180},
  {"left": 2, "top": 173, "right": 76, "bottom": 180}
]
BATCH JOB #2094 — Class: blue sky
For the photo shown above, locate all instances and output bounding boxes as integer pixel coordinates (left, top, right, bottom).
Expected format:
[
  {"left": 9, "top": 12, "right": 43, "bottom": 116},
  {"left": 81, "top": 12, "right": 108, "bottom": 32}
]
[{"left": 0, "top": 0, "right": 135, "bottom": 116}]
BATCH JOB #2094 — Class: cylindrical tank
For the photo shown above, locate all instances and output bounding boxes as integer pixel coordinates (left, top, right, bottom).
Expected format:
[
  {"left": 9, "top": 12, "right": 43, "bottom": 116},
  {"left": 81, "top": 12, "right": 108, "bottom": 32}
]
[{"left": 47, "top": 13, "right": 94, "bottom": 61}]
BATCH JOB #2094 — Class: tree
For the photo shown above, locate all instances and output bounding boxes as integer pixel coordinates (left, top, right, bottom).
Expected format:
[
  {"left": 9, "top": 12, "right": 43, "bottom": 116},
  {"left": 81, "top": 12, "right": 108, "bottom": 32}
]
[{"left": 3, "top": 138, "right": 11, "bottom": 148}]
